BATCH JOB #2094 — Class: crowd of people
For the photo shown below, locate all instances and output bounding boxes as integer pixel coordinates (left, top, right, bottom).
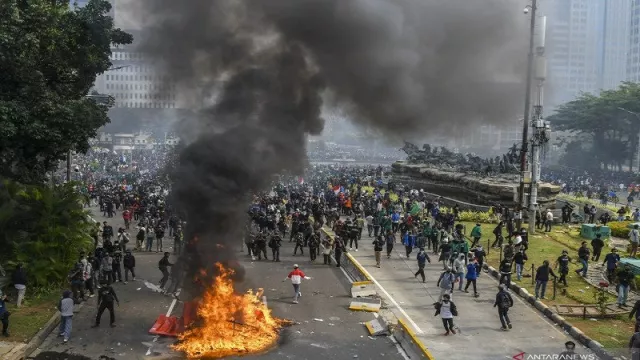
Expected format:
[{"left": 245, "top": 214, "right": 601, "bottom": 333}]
[
  {"left": 4, "top": 147, "right": 640, "bottom": 356},
  {"left": 242, "top": 163, "right": 640, "bottom": 350},
  {"left": 0, "top": 146, "right": 187, "bottom": 342}
]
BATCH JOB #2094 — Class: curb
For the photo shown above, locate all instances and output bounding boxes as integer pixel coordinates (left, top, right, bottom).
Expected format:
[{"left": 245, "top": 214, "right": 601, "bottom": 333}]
[
  {"left": 6, "top": 302, "right": 85, "bottom": 360},
  {"left": 320, "top": 227, "right": 435, "bottom": 360},
  {"left": 484, "top": 265, "right": 614, "bottom": 360}
]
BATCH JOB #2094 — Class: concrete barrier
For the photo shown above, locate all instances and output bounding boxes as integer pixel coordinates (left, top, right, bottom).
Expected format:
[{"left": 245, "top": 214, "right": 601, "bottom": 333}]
[
  {"left": 365, "top": 316, "right": 389, "bottom": 336},
  {"left": 322, "top": 226, "right": 435, "bottom": 359},
  {"left": 351, "top": 281, "right": 376, "bottom": 298},
  {"left": 393, "top": 319, "right": 435, "bottom": 360},
  {"left": 349, "top": 297, "right": 382, "bottom": 312}
]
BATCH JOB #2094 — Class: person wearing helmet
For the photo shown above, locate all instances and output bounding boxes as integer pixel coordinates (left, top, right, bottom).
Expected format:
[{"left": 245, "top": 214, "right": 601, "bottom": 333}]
[{"left": 284, "top": 265, "right": 311, "bottom": 304}]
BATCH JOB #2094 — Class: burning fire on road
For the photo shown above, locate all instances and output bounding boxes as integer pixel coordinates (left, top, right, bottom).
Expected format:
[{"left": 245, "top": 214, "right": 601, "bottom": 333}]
[{"left": 173, "top": 263, "right": 288, "bottom": 359}]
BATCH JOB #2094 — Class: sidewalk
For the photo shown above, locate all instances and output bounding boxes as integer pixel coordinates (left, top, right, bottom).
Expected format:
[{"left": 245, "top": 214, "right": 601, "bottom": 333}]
[{"left": 340, "top": 229, "right": 592, "bottom": 360}]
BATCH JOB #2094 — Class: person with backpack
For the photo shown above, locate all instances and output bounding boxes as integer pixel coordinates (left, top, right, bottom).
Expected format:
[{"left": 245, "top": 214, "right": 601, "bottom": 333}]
[
  {"left": 414, "top": 247, "right": 431, "bottom": 282},
  {"left": 494, "top": 284, "right": 514, "bottom": 331},
  {"left": 68, "top": 263, "right": 85, "bottom": 302},
  {"left": 434, "top": 293, "right": 458, "bottom": 335},
  {"left": 575, "top": 241, "right": 591, "bottom": 277},
  {"left": 453, "top": 254, "right": 466, "bottom": 291},
  {"left": 57, "top": 290, "right": 74, "bottom": 343},
  {"left": 513, "top": 248, "right": 528, "bottom": 281},
  {"left": 437, "top": 267, "right": 456, "bottom": 301},
  {"left": 474, "top": 245, "right": 486, "bottom": 270},
  {"left": 269, "top": 231, "right": 282, "bottom": 262},
  {"left": 123, "top": 250, "right": 136, "bottom": 284},
  {"left": 498, "top": 258, "right": 512, "bottom": 286},
  {"left": 92, "top": 280, "right": 119, "bottom": 328},
  {"left": 158, "top": 252, "right": 173, "bottom": 290}
]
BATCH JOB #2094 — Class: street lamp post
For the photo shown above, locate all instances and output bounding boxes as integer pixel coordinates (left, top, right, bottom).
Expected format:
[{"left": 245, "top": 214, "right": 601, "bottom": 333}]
[
  {"left": 518, "top": 0, "right": 538, "bottom": 211},
  {"left": 618, "top": 107, "right": 640, "bottom": 172}
]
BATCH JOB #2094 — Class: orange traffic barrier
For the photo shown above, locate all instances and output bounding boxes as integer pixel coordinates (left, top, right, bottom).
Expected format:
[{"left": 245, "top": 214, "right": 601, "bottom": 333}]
[
  {"left": 149, "top": 315, "right": 179, "bottom": 336},
  {"left": 150, "top": 301, "right": 199, "bottom": 337}
]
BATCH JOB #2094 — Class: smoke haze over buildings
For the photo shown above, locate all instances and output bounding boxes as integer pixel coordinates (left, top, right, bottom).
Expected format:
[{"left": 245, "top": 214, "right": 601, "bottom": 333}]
[{"left": 133, "top": 0, "right": 528, "bottom": 287}]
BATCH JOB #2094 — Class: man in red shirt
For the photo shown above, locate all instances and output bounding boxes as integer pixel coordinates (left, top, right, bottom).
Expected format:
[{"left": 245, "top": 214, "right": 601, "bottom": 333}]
[
  {"left": 122, "top": 209, "right": 132, "bottom": 230},
  {"left": 284, "top": 264, "right": 311, "bottom": 304}
]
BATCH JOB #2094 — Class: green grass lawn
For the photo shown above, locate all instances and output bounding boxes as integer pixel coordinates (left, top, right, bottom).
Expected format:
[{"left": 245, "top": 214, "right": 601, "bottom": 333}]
[
  {"left": 569, "top": 316, "right": 635, "bottom": 349},
  {"left": 459, "top": 220, "right": 635, "bottom": 348},
  {"left": 460, "top": 221, "right": 616, "bottom": 306},
  {"left": 4, "top": 288, "right": 61, "bottom": 342}
]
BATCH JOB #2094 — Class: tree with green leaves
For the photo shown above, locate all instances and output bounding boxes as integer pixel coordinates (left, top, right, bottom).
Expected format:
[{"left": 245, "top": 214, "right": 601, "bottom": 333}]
[
  {"left": 549, "top": 82, "right": 640, "bottom": 172},
  {"left": 0, "top": 180, "right": 94, "bottom": 287},
  {"left": 0, "top": 0, "right": 132, "bottom": 183}
]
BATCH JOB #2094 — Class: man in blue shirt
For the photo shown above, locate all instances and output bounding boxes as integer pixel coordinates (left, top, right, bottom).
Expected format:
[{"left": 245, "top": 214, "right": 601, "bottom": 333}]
[
  {"left": 0, "top": 291, "right": 9, "bottom": 337},
  {"left": 602, "top": 248, "right": 620, "bottom": 283}
]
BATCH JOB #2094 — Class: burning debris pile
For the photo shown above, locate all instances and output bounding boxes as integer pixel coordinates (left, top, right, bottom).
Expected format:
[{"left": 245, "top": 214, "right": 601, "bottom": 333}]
[{"left": 174, "top": 264, "right": 287, "bottom": 359}]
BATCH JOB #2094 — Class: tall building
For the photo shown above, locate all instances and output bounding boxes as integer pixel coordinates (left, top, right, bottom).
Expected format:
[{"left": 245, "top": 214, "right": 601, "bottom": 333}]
[
  {"left": 601, "top": 0, "right": 631, "bottom": 89},
  {"left": 628, "top": 0, "right": 640, "bottom": 81},
  {"left": 542, "top": 0, "right": 603, "bottom": 109},
  {"left": 94, "top": 31, "right": 178, "bottom": 109}
]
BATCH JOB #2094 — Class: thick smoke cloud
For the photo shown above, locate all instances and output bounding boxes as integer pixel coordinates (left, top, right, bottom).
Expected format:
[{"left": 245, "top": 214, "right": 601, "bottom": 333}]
[{"left": 135, "top": 0, "right": 527, "bottom": 290}]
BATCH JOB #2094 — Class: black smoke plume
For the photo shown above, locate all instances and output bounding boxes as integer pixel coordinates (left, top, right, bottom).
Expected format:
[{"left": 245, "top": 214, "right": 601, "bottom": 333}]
[{"left": 136, "top": 0, "right": 527, "bottom": 292}]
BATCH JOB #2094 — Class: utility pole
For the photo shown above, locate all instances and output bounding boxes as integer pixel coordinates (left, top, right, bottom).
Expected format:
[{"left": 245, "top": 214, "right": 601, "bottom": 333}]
[
  {"left": 518, "top": 0, "right": 538, "bottom": 211},
  {"left": 618, "top": 107, "right": 640, "bottom": 172},
  {"left": 66, "top": 150, "right": 72, "bottom": 182},
  {"left": 528, "top": 15, "right": 550, "bottom": 234}
]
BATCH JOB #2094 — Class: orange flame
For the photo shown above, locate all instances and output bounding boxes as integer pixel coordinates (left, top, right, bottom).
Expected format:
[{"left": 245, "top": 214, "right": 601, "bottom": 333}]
[{"left": 173, "top": 263, "right": 285, "bottom": 358}]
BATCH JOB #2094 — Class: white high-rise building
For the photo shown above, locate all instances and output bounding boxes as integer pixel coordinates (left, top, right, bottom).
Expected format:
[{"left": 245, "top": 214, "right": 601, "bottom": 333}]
[
  {"left": 94, "top": 30, "right": 178, "bottom": 109},
  {"left": 628, "top": 0, "right": 640, "bottom": 81},
  {"left": 542, "top": 0, "right": 603, "bottom": 109},
  {"left": 601, "top": 0, "right": 631, "bottom": 90}
]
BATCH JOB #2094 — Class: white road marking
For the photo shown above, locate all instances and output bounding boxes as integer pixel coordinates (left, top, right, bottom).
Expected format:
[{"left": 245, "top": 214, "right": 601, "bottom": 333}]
[
  {"left": 388, "top": 333, "right": 412, "bottom": 360},
  {"left": 347, "top": 255, "right": 424, "bottom": 334},
  {"left": 166, "top": 298, "right": 178, "bottom": 317}
]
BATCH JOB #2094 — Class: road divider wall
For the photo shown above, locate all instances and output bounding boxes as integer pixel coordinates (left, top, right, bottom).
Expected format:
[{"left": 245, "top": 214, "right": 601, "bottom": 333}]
[{"left": 320, "top": 226, "right": 435, "bottom": 360}]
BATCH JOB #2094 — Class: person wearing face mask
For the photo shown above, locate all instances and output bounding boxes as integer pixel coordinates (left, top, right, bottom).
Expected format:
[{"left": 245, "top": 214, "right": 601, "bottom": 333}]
[
  {"left": 436, "top": 267, "right": 456, "bottom": 301},
  {"left": 434, "top": 294, "right": 458, "bottom": 336}
]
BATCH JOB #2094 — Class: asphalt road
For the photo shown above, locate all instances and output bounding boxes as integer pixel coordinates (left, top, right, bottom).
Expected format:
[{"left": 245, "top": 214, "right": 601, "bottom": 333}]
[{"left": 29, "top": 208, "right": 404, "bottom": 360}]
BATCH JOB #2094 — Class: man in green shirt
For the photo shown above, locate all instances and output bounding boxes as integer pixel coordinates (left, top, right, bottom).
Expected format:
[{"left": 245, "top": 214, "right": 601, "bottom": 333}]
[{"left": 470, "top": 223, "right": 482, "bottom": 248}]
